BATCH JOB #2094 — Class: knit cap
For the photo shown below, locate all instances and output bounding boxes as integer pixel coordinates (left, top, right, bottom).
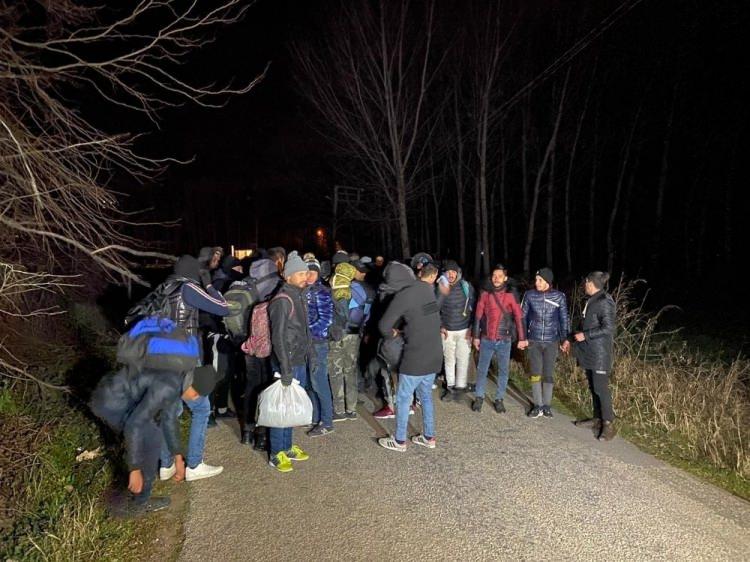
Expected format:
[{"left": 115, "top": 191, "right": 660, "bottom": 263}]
[
  {"left": 283, "top": 251, "right": 307, "bottom": 278},
  {"left": 536, "top": 267, "right": 554, "bottom": 284},
  {"left": 306, "top": 256, "right": 321, "bottom": 273}
]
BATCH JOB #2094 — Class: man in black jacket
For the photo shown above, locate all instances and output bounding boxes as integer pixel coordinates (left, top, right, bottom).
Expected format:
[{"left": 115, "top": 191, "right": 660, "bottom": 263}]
[
  {"left": 378, "top": 262, "right": 443, "bottom": 452},
  {"left": 267, "top": 251, "right": 312, "bottom": 472}
]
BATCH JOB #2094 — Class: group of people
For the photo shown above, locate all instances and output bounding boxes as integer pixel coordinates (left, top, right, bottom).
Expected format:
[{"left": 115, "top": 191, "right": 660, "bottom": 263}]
[{"left": 91, "top": 244, "right": 617, "bottom": 517}]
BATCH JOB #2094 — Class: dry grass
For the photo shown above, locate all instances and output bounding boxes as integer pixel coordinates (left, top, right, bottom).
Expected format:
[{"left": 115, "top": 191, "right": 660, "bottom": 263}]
[{"left": 555, "top": 280, "right": 750, "bottom": 482}]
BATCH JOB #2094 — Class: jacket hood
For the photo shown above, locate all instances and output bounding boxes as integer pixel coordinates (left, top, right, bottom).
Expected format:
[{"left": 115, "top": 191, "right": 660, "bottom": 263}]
[
  {"left": 331, "top": 262, "right": 357, "bottom": 301},
  {"left": 174, "top": 255, "right": 201, "bottom": 284},
  {"left": 197, "top": 247, "right": 213, "bottom": 266},
  {"left": 249, "top": 258, "right": 277, "bottom": 280},
  {"left": 380, "top": 261, "right": 417, "bottom": 295}
]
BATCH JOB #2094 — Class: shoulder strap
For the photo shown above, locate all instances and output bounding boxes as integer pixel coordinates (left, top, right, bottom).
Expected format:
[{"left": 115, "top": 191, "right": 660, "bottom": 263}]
[{"left": 271, "top": 292, "right": 295, "bottom": 319}]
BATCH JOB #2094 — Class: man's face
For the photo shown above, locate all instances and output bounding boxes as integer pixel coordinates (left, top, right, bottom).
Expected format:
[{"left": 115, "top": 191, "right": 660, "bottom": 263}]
[
  {"left": 209, "top": 250, "right": 222, "bottom": 270},
  {"left": 447, "top": 270, "right": 458, "bottom": 284},
  {"left": 306, "top": 270, "right": 319, "bottom": 285},
  {"left": 375, "top": 256, "right": 384, "bottom": 267},
  {"left": 491, "top": 269, "right": 507, "bottom": 287},
  {"left": 584, "top": 279, "right": 597, "bottom": 296},
  {"left": 288, "top": 271, "right": 308, "bottom": 288},
  {"left": 535, "top": 275, "right": 549, "bottom": 292},
  {"left": 354, "top": 270, "right": 366, "bottom": 281}
]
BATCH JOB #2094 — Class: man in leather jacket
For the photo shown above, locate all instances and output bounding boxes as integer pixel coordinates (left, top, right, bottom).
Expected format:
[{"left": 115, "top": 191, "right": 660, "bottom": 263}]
[
  {"left": 573, "top": 271, "right": 617, "bottom": 441},
  {"left": 519, "top": 267, "right": 570, "bottom": 418},
  {"left": 267, "top": 251, "right": 312, "bottom": 473}
]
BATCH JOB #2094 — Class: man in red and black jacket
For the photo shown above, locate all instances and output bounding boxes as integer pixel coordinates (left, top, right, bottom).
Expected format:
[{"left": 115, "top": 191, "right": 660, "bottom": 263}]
[{"left": 471, "top": 264, "right": 527, "bottom": 413}]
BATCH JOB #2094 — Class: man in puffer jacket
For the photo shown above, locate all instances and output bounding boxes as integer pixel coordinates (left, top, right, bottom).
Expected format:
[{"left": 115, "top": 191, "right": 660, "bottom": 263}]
[
  {"left": 304, "top": 256, "right": 335, "bottom": 437},
  {"left": 436, "top": 260, "right": 475, "bottom": 401},
  {"left": 520, "top": 267, "right": 570, "bottom": 418}
]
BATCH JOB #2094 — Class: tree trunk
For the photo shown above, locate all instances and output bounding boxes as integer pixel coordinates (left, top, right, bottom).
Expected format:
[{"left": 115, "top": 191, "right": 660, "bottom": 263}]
[
  {"left": 523, "top": 71, "right": 569, "bottom": 276},
  {"left": 545, "top": 148, "right": 556, "bottom": 268},
  {"left": 474, "top": 179, "right": 482, "bottom": 280},
  {"left": 397, "top": 174, "right": 411, "bottom": 257},
  {"left": 650, "top": 88, "right": 676, "bottom": 271},
  {"left": 499, "top": 137, "right": 509, "bottom": 263},
  {"left": 588, "top": 132, "right": 598, "bottom": 265}
]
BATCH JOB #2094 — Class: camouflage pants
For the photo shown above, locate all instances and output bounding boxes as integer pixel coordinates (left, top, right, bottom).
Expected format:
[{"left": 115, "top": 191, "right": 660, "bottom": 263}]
[{"left": 328, "top": 334, "right": 360, "bottom": 414}]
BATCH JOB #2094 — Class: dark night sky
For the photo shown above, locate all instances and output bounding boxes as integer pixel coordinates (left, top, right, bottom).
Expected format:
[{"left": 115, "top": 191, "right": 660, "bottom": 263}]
[{"left": 112, "top": 0, "right": 748, "bottom": 311}]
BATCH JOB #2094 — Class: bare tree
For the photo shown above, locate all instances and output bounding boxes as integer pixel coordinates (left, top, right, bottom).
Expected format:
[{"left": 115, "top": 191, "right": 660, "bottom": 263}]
[
  {"left": 1, "top": 0, "right": 262, "bottom": 383},
  {"left": 293, "top": 0, "right": 443, "bottom": 257}
]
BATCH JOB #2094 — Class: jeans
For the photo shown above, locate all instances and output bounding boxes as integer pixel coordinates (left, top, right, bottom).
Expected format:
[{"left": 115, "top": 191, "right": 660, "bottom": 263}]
[
  {"left": 395, "top": 373, "right": 436, "bottom": 443},
  {"left": 475, "top": 338, "right": 512, "bottom": 400},
  {"left": 160, "top": 393, "right": 211, "bottom": 470},
  {"left": 309, "top": 341, "right": 333, "bottom": 427},
  {"left": 269, "top": 364, "right": 308, "bottom": 456},
  {"left": 328, "top": 334, "right": 360, "bottom": 413}
]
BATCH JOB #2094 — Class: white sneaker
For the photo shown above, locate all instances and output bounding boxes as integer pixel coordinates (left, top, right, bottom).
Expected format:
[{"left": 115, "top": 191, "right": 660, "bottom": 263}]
[
  {"left": 159, "top": 463, "right": 176, "bottom": 481},
  {"left": 185, "top": 462, "right": 224, "bottom": 481}
]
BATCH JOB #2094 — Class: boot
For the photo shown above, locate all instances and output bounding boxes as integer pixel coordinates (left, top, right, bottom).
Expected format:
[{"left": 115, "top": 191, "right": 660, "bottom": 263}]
[
  {"left": 472, "top": 397, "right": 483, "bottom": 412},
  {"left": 240, "top": 430, "right": 253, "bottom": 446},
  {"left": 453, "top": 387, "right": 466, "bottom": 402},
  {"left": 253, "top": 427, "right": 268, "bottom": 451},
  {"left": 597, "top": 420, "right": 616, "bottom": 441},
  {"left": 493, "top": 399, "right": 506, "bottom": 414},
  {"left": 440, "top": 386, "right": 455, "bottom": 402},
  {"left": 574, "top": 417, "right": 600, "bottom": 429}
]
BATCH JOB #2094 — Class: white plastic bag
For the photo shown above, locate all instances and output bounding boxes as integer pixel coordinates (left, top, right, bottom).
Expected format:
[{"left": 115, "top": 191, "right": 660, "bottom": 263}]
[{"left": 256, "top": 379, "right": 313, "bottom": 428}]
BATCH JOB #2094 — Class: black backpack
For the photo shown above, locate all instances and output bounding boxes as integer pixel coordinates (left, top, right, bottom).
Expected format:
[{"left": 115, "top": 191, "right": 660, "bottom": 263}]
[
  {"left": 123, "top": 277, "right": 188, "bottom": 329},
  {"left": 222, "top": 279, "right": 261, "bottom": 343}
]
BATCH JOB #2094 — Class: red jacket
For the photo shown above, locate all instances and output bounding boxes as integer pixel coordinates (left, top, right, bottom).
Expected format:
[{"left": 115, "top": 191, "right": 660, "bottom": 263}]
[{"left": 473, "top": 287, "right": 526, "bottom": 341}]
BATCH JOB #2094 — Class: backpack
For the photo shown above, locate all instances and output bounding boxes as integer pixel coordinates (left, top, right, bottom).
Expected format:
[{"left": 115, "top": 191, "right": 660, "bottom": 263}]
[
  {"left": 222, "top": 280, "right": 260, "bottom": 343},
  {"left": 116, "top": 317, "right": 200, "bottom": 374},
  {"left": 242, "top": 293, "right": 294, "bottom": 358},
  {"left": 123, "top": 277, "right": 186, "bottom": 328}
]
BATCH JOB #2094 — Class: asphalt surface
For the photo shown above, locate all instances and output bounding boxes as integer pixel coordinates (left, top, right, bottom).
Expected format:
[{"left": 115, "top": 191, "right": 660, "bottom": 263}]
[{"left": 177, "top": 381, "right": 750, "bottom": 561}]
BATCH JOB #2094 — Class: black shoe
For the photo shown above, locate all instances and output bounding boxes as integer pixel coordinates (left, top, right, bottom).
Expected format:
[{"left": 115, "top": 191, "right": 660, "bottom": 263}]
[
  {"left": 332, "top": 412, "right": 348, "bottom": 423},
  {"left": 440, "top": 387, "right": 455, "bottom": 401},
  {"left": 542, "top": 405, "right": 553, "bottom": 418},
  {"left": 493, "top": 399, "right": 506, "bottom": 413},
  {"left": 345, "top": 411, "right": 358, "bottom": 421},
  {"left": 527, "top": 406, "right": 543, "bottom": 418},
  {"left": 466, "top": 383, "right": 476, "bottom": 392},
  {"left": 598, "top": 420, "right": 617, "bottom": 441},
  {"left": 472, "top": 397, "right": 483, "bottom": 412},
  {"left": 253, "top": 429, "right": 267, "bottom": 451},
  {"left": 574, "top": 418, "right": 601, "bottom": 429},
  {"left": 215, "top": 408, "right": 236, "bottom": 419},
  {"left": 453, "top": 387, "right": 466, "bottom": 402},
  {"left": 240, "top": 430, "right": 253, "bottom": 446},
  {"left": 207, "top": 414, "right": 217, "bottom": 428}
]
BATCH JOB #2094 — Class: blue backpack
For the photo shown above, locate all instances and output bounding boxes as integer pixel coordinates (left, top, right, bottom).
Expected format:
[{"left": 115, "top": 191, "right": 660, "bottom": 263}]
[{"left": 117, "top": 317, "right": 200, "bottom": 374}]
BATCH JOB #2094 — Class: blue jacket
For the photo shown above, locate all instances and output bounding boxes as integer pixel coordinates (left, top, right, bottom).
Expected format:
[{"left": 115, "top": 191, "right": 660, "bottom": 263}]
[
  {"left": 521, "top": 289, "right": 570, "bottom": 343},
  {"left": 306, "top": 281, "right": 334, "bottom": 341}
]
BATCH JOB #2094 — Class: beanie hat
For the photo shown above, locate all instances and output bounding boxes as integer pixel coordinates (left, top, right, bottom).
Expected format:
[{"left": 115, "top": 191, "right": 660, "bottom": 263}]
[
  {"left": 283, "top": 251, "right": 307, "bottom": 278},
  {"left": 536, "top": 267, "right": 554, "bottom": 285},
  {"left": 351, "top": 259, "right": 369, "bottom": 273},
  {"left": 306, "top": 256, "right": 321, "bottom": 274},
  {"left": 443, "top": 259, "right": 460, "bottom": 273},
  {"left": 332, "top": 250, "right": 349, "bottom": 266}
]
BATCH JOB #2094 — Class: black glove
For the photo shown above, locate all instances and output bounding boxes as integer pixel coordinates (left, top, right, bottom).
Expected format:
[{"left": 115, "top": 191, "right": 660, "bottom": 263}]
[{"left": 280, "top": 373, "right": 293, "bottom": 387}]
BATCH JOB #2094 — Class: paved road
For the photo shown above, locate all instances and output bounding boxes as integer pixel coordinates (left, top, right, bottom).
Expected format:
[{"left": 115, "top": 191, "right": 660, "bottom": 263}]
[{"left": 177, "top": 381, "right": 750, "bottom": 561}]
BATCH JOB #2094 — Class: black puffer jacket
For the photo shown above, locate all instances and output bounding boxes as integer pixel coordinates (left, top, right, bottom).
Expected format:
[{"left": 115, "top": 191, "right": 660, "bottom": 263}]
[
  {"left": 269, "top": 283, "right": 310, "bottom": 383},
  {"left": 574, "top": 290, "right": 616, "bottom": 372}
]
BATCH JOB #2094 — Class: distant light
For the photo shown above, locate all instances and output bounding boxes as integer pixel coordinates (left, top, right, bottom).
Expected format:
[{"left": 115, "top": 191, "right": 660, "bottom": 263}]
[{"left": 316, "top": 228, "right": 325, "bottom": 237}]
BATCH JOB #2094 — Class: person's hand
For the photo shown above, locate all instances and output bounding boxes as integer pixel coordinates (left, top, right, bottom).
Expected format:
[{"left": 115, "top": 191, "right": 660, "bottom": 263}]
[
  {"left": 128, "top": 469, "right": 144, "bottom": 494},
  {"left": 441, "top": 328, "right": 448, "bottom": 339},
  {"left": 560, "top": 340, "right": 571, "bottom": 354},
  {"left": 174, "top": 454, "right": 185, "bottom": 482},
  {"left": 200, "top": 270, "right": 212, "bottom": 289},
  {"left": 465, "top": 331, "right": 473, "bottom": 342},
  {"left": 281, "top": 374, "right": 293, "bottom": 387},
  {"left": 472, "top": 338, "right": 481, "bottom": 351},
  {"left": 574, "top": 332, "right": 585, "bottom": 342},
  {"left": 182, "top": 385, "right": 200, "bottom": 401},
  {"left": 517, "top": 339, "right": 529, "bottom": 350}
]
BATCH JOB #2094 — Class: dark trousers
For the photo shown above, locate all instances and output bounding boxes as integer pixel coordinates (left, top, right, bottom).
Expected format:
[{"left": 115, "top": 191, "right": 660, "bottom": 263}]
[
  {"left": 243, "top": 355, "right": 271, "bottom": 429},
  {"left": 586, "top": 369, "right": 614, "bottom": 421},
  {"left": 213, "top": 347, "right": 244, "bottom": 411}
]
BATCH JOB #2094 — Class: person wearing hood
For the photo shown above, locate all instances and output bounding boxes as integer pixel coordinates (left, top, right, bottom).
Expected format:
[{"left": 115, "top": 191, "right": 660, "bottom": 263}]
[
  {"left": 471, "top": 264, "right": 528, "bottom": 413},
  {"left": 211, "top": 256, "right": 244, "bottom": 293},
  {"left": 157, "top": 255, "right": 230, "bottom": 484},
  {"left": 436, "top": 260, "right": 475, "bottom": 401},
  {"left": 197, "top": 246, "right": 223, "bottom": 286},
  {"left": 378, "top": 262, "right": 443, "bottom": 452},
  {"left": 267, "top": 251, "right": 313, "bottom": 473},
  {"left": 240, "top": 256, "right": 282, "bottom": 450}
]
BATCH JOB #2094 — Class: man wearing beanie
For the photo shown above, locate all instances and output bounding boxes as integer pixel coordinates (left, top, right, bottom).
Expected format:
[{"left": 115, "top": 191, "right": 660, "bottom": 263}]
[
  {"left": 519, "top": 267, "right": 570, "bottom": 418},
  {"left": 304, "top": 256, "right": 335, "bottom": 437},
  {"left": 267, "top": 251, "right": 313, "bottom": 472},
  {"left": 436, "top": 260, "right": 475, "bottom": 401}
]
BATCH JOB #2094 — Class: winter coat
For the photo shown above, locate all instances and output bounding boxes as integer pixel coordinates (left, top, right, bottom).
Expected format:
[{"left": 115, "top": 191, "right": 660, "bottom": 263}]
[
  {"left": 378, "top": 280, "right": 443, "bottom": 376},
  {"left": 473, "top": 283, "right": 526, "bottom": 342},
  {"left": 249, "top": 258, "right": 282, "bottom": 302},
  {"left": 306, "top": 281, "right": 334, "bottom": 341},
  {"left": 521, "top": 289, "right": 570, "bottom": 343},
  {"left": 437, "top": 275, "right": 475, "bottom": 331},
  {"left": 269, "top": 283, "right": 310, "bottom": 383},
  {"left": 574, "top": 290, "right": 616, "bottom": 372}
]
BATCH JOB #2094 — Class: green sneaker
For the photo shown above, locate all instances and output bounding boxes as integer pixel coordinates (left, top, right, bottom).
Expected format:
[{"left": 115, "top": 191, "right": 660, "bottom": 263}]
[
  {"left": 269, "top": 452, "right": 293, "bottom": 473},
  {"left": 286, "top": 444, "right": 310, "bottom": 461}
]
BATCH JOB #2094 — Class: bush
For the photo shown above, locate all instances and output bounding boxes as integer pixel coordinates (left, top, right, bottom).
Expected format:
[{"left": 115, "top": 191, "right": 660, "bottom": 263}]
[{"left": 555, "top": 280, "right": 750, "bottom": 485}]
